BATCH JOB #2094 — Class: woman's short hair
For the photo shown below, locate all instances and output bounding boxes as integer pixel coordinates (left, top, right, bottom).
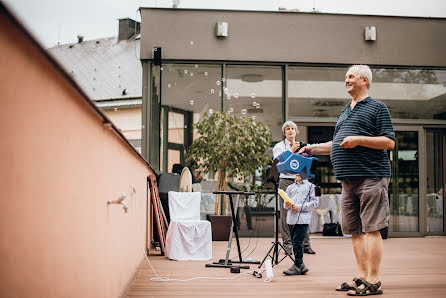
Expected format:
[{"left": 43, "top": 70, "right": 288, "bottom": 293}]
[
  {"left": 282, "top": 121, "right": 298, "bottom": 135},
  {"left": 348, "top": 65, "right": 373, "bottom": 89}
]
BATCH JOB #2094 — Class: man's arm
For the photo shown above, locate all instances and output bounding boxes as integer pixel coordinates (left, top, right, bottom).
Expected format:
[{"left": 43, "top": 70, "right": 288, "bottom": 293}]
[
  {"left": 340, "top": 136, "right": 395, "bottom": 150},
  {"left": 299, "top": 141, "right": 333, "bottom": 156},
  {"left": 272, "top": 142, "right": 283, "bottom": 159}
]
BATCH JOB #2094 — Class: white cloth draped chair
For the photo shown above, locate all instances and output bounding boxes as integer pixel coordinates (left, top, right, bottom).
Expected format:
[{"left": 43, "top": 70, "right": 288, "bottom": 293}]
[
  {"left": 309, "top": 194, "right": 339, "bottom": 233},
  {"left": 165, "top": 191, "right": 212, "bottom": 260},
  {"left": 331, "top": 194, "right": 342, "bottom": 223}
]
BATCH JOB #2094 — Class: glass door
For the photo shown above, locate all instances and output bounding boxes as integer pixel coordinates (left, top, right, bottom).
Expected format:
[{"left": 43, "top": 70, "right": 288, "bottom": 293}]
[
  {"left": 160, "top": 107, "right": 193, "bottom": 173},
  {"left": 388, "top": 127, "right": 423, "bottom": 236},
  {"left": 425, "top": 129, "right": 446, "bottom": 235}
]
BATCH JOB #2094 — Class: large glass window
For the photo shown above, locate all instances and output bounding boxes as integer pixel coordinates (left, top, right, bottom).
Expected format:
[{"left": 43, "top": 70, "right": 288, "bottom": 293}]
[
  {"left": 288, "top": 66, "right": 446, "bottom": 120},
  {"left": 226, "top": 65, "right": 283, "bottom": 141},
  {"left": 149, "top": 62, "right": 446, "bottom": 237},
  {"left": 426, "top": 130, "right": 445, "bottom": 234},
  {"left": 288, "top": 67, "right": 348, "bottom": 118},
  {"left": 389, "top": 131, "right": 420, "bottom": 232},
  {"left": 373, "top": 69, "right": 446, "bottom": 120},
  {"left": 159, "top": 63, "right": 221, "bottom": 172}
]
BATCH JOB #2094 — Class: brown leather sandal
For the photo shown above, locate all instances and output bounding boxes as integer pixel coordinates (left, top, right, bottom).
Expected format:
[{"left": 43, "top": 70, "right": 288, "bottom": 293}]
[
  {"left": 347, "top": 280, "right": 383, "bottom": 296},
  {"left": 336, "top": 277, "right": 364, "bottom": 291}
]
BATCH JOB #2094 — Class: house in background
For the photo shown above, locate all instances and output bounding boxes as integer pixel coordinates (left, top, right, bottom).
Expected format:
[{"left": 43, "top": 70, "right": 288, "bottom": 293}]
[{"left": 48, "top": 18, "right": 143, "bottom": 151}]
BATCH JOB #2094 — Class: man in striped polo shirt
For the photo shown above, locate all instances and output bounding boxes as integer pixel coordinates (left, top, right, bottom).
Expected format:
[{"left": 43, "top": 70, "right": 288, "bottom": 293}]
[{"left": 299, "top": 65, "right": 395, "bottom": 296}]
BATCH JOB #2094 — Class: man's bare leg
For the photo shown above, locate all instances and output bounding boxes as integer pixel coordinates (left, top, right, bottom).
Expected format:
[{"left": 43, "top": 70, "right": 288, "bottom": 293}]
[
  {"left": 347, "top": 231, "right": 383, "bottom": 294},
  {"left": 337, "top": 234, "right": 368, "bottom": 291},
  {"left": 352, "top": 234, "right": 368, "bottom": 280},
  {"left": 365, "top": 230, "right": 383, "bottom": 284}
]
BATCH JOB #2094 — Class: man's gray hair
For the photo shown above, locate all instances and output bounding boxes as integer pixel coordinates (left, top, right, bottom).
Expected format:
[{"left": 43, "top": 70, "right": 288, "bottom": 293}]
[
  {"left": 282, "top": 121, "right": 299, "bottom": 134},
  {"left": 348, "top": 65, "right": 373, "bottom": 89}
]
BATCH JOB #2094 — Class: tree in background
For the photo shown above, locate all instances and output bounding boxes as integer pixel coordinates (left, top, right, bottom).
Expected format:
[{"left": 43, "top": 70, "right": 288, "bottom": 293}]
[{"left": 186, "top": 112, "right": 272, "bottom": 215}]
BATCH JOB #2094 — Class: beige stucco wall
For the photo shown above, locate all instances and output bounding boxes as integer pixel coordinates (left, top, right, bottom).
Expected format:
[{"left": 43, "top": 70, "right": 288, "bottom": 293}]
[
  {"left": 140, "top": 8, "right": 446, "bottom": 67},
  {"left": 0, "top": 8, "right": 153, "bottom": 298},
  {"left": 103, "top": 107, "right": 142, "bottom": 140}
]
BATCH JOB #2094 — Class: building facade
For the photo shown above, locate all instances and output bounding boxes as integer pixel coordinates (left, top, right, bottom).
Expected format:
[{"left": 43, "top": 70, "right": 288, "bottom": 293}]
[{"left": 139, "top": 8, "right": 446, "bottom": 237}]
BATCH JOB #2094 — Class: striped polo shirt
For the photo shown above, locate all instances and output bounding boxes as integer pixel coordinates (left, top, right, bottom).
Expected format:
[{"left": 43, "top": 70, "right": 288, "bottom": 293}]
[{"left": 330, "top": 97, "right": 395, "bottom": 179}]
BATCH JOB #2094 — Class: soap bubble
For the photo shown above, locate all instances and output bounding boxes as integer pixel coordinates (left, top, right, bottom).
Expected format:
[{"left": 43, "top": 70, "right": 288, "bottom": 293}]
[
  {"left": 233, "top": 93, "right": 239, "bottom": 99},
  {"left": 222, "top": 78, "right": 226, "bottom": 82},
  {"left": 190, "top": 73, "right": 194, "bottom": 76},
  {"left": 204, "top": 72, "right": 208, "bottom": 76},
  {"left": 229, "top": 107, "right": 234, "bottom": 113},
  {"left": 250, "top": 93, "right": 256, "bottom": 98},
  {"left": 252, "top": 101, "right": 257, "bottom": 106},
  {"left": 210, "top": 89, "right": 215, "bottom": 94},
  {"left": 209, "top": 109, "right": 214, "bottom": 114},
  {"left": 252, "top": 116, "right": 256, "bottom": 120},
  {"left": 241, "top": 109, "right": 247, "bottom": 115},
  {"left": 216, "top": 81, "right": 220, "bottom": 86},
  {"left": 195, "top": 65, "right": 198, "bottom": 68},
  {"left": 189, "top": 100, "right": 195, "bottom": 105},
  {"left": 256, "top": 103, "right": 261, "bottom": 109},
  {"left": 160, "top": 67, "right": 164, "bottom": 71},
  {"left": 226, "top": 94, "right": 231, "bottom": 100},
  {"left": 223, "top": 87, "right": 229, "bottom": 93},
  {"left": 184, "top": 69, "right": 188, "bottom": 74}
]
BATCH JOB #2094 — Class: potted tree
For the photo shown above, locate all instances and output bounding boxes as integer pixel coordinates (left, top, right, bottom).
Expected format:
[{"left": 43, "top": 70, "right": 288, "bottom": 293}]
[{"left": 186, "top": 112, "right": 272, "bottom": 240}]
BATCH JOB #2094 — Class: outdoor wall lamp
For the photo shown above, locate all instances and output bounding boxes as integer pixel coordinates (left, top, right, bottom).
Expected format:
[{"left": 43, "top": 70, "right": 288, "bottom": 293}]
[
  {"left": 365, "top": 26, "right": 377, "bottom": 41},
  {"left": 216, "top": 22, "right": 228, "bottom": 37},
  {"left": 107, "top": 193, "right": 128, "bottom": 213}
]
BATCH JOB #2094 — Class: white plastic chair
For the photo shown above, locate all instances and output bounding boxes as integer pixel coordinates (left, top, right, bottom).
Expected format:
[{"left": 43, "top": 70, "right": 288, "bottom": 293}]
[{"left": 165, "top": 191, "right": 212, "bottom": 260}]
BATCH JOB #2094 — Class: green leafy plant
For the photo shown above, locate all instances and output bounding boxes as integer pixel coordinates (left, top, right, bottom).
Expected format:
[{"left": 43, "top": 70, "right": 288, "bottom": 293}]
[{"left": 186, "top": 112, "right": 272, "bottom": 215}]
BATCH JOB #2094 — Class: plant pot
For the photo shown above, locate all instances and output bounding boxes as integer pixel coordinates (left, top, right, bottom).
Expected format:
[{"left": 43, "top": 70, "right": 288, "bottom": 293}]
[
  {"left": 238, "top": 207, "right": 275, "bottom": 238},
  {"left": 243, "top": 206, "right": 253, "bottom": 230},
  {"left": 207, "top": 214, "right": 232, "bottom": 241}
]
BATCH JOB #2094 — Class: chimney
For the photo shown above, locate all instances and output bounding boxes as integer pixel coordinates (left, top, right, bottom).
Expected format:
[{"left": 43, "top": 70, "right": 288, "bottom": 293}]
[{"left": 118, "top": 18, "right": 140, "bottom": 42}]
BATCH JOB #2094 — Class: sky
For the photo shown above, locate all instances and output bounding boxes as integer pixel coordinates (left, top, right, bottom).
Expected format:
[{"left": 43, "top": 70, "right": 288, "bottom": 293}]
[{"left": 3, "top": 0, "right": 446, "bottom": 48}]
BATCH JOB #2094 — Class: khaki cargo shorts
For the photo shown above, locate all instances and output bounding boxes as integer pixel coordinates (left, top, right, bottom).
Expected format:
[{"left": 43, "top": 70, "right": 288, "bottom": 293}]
[{"left": 341, "top": 177, "right": 390, "bottom": 234}]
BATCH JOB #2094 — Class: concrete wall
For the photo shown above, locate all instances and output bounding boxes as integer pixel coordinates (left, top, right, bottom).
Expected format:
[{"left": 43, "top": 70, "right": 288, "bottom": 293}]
[
  {"left": 140, "top": 8, "right": 446, "bottom": 67},
  {"left": 0, "top": 6, "right": 153, "bottom": 298}
]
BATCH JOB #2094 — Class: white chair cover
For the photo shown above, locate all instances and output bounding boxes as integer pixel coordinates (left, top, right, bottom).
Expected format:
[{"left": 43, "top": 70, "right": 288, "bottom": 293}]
[
  {"left": 309, "top": 194, "right": 340, "bottom": 233},
  {"left": 330, "top": 194, "right": 341, "bottom": 223},
  {"left": 165, "top": 191, "right": 212, "bottom": 260}
]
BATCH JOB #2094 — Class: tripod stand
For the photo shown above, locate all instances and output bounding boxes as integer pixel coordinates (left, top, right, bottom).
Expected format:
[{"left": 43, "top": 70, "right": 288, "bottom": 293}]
[{"left": 256, "top": 179, "right": 295, "bottom": 272}]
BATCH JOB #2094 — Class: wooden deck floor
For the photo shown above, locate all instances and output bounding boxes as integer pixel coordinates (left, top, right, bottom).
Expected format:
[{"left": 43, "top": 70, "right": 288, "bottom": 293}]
[{"left": 125, "top": 236, "right": 446, "bottom": 297}]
